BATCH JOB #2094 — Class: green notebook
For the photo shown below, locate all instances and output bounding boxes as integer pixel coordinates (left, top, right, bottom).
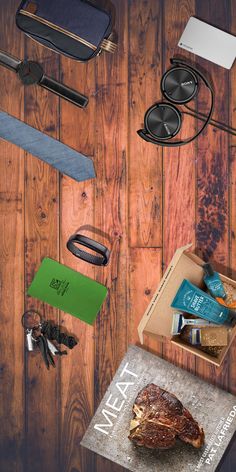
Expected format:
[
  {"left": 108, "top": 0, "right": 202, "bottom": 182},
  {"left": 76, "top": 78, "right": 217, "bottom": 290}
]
[{"left": 28, "top": 258, "right": 107, "bottom": 325}]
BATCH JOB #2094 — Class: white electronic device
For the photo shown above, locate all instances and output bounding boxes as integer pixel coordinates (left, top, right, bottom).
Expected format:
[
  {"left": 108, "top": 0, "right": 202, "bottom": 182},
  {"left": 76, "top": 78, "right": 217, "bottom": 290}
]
[{"left": 178, "top": 17, "right": 236, "bottom": 69}]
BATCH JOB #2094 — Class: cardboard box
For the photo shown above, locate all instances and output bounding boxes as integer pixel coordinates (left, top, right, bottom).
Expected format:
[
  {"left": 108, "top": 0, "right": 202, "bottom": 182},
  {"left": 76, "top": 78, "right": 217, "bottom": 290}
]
[{"left": 138, "top": 244, "right": 236, "bottom": 366}]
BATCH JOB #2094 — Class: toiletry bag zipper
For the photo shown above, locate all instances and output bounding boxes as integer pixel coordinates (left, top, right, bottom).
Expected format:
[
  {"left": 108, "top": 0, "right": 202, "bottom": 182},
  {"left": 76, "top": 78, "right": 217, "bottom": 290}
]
[{"left": 16, "top": 0, "right": 117, "bottom": 62}]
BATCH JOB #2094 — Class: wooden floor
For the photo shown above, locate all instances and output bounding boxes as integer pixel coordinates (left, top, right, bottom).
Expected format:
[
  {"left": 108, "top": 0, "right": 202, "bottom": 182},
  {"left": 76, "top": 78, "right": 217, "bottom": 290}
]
[{"left": 0, "top": 0, "right": 236, "bottom": 471}]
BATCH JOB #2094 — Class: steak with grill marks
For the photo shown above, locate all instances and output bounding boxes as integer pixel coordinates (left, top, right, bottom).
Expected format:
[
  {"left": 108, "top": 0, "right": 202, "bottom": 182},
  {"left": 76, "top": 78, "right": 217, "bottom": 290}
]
[{"left": 128, "top": 384, "right": 205, "bottom": 450}]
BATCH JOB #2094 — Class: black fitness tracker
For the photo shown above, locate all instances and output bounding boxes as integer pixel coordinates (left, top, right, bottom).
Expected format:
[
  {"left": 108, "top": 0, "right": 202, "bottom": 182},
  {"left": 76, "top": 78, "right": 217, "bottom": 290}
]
[{"left": 66, "top": 234, "right": 110, "bottom": 266}]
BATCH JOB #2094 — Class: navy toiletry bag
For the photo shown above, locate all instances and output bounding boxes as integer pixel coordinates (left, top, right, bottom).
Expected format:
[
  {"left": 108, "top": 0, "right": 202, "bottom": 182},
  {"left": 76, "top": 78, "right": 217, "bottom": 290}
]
[{"left": 16, "top": 0, "right": 117, "bottom": 62}]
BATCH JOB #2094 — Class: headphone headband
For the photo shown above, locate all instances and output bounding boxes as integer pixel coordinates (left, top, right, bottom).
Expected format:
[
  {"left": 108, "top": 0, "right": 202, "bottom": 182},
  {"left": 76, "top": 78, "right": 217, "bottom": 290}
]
[{"left": 138, "top": 58, "right": 214, "bottom": 147}]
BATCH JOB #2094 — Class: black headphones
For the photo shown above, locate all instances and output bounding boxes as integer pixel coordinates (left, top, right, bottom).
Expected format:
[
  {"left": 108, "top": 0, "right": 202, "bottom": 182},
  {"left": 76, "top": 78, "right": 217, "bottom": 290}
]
[{"left": 137, "top": 58, "right": 214, "bottom": 147}]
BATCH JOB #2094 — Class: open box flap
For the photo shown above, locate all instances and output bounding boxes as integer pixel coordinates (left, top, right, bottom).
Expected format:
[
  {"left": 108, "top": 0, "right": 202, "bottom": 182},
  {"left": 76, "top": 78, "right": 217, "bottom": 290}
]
[{"left": 138, "top": 244, "right": 205, "bottom": 343}]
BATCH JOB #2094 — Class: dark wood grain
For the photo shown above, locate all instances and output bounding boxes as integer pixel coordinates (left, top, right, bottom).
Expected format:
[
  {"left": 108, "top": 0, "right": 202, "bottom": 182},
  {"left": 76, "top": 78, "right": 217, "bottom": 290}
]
[
  {"left": 0, "top": 2, "right": 25, "bottom": 471},
  {"left": 229, "top": 0, "right": 236, "bottom": 397},
  {"left": 24, "top": 40, "right": 60, "bottom": 472},
  {"left": 162, "top": 0, "right": 197, "bottom": 373},
  {"left": 59, "top": 56, "right": 96, "bottom": 472},
  {"left": 129, "top": 248, "right": 163, "bottom": 357},
  {"left": 94, "top": 2, "right": 128, "bottom": 471},
  {"left": 128, "top": 0, "right": 163, "bottom": 248},
  {"left": 0, "top": 1, "right": 235, "bottom": 472},
  {"left": 195, "top": 0, "right": 230, "bottom": 391}
]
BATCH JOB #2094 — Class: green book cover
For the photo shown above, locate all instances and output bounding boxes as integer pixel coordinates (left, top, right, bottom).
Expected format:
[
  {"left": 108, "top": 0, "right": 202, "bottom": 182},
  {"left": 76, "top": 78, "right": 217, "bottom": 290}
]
[{"left": 28, "top": 258, "right": 107, "bottom": 325}]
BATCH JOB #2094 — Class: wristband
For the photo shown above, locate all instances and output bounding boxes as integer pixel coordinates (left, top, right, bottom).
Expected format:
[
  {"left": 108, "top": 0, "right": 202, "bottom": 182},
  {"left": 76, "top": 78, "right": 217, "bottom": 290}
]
[{"left": 66, "top": 234, "right": 110, "bottom": 266}]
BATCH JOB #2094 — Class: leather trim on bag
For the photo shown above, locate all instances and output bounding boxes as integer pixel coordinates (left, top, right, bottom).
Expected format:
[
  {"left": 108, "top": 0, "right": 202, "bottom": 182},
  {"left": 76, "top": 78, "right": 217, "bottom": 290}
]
[{"left": 25, "top": 2, "right": 38, "bottom": 14}]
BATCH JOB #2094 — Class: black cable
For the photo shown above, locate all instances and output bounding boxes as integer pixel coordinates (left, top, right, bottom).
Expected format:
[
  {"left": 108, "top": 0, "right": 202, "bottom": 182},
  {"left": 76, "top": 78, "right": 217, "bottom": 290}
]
[
  {"left": 183, "top": 109, "right": 236, "bottom": 137},
  {"left": 184, "top": 103, "right": 236, "bottom": 134},
  {"left": 169, "top": 58, "right": 215, "bottom": 144}
]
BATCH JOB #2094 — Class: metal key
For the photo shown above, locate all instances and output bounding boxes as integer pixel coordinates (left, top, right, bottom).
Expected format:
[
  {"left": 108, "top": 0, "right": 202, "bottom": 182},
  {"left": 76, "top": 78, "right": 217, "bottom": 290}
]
[{"left": 26, "top": 329, "right": 34, "bottom": 352}]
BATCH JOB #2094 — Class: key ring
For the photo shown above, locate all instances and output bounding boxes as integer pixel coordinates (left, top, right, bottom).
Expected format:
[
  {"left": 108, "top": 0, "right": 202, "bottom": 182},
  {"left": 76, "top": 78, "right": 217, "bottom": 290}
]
[{"left": 21, "top": 310, "right": 42, "bottom": 330}]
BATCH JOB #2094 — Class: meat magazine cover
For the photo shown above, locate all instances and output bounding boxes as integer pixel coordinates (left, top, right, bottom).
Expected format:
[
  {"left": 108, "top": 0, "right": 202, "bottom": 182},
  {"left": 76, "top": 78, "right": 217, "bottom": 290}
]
[{"left": 81, "top": 346, "right": 236, "bottom": 472}]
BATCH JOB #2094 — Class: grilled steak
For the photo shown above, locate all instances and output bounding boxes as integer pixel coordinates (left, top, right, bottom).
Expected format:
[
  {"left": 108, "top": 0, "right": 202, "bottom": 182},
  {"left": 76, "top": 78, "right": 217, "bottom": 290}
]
[{"left": 128, "top": 384, "right": 204, "bottom": 450}]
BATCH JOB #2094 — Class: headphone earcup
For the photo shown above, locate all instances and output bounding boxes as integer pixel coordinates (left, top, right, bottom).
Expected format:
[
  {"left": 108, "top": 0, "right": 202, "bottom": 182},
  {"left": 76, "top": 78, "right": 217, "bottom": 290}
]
[
  {"left": 161, "top": 66, "right": 198, "bottom": 104},
  {"left": 144, "top": 103, "right": 182, "bottom": 140}
]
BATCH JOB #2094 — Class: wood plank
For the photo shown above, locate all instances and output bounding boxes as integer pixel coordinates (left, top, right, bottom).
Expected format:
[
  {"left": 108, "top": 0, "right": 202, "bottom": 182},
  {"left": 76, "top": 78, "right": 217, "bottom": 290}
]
[
  {"left": 0, "top": 1, "right": 25, "bottom": 471},
  {"left": 195, "top": 0, "right": 230, "bottom": 391},
  {"left": 24, "top": 40, "right": 60, "bottom": 472},
  {"left": 229, "top": 0, "right": 236, "bottom": 396},
  {"left": 94, "top": 1, "right": 128, "bottom": 471},
  {"left": 0, "top": 2, "right": 235, "bottom": 472},
  {"left": 128, "top": 0, "right": 163, "bottom": 247},
  {"left": 162, "top": 0, "right": 196, "bottom": 373},
  {"left": 59, "top": 57, "right": 96, "bottom": 472},
  {"left": 129, "top": 248, "right": 163, "bottom": 357}
]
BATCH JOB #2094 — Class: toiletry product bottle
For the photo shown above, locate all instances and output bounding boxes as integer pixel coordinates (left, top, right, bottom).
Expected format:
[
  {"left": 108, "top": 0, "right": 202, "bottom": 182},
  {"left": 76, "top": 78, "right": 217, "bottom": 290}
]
[
  {"left": 203, "top": 263, "right": 226, "bottom": 299},
  {"left": 171, "top": 279, "right": 236, "bottom": 325}
]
